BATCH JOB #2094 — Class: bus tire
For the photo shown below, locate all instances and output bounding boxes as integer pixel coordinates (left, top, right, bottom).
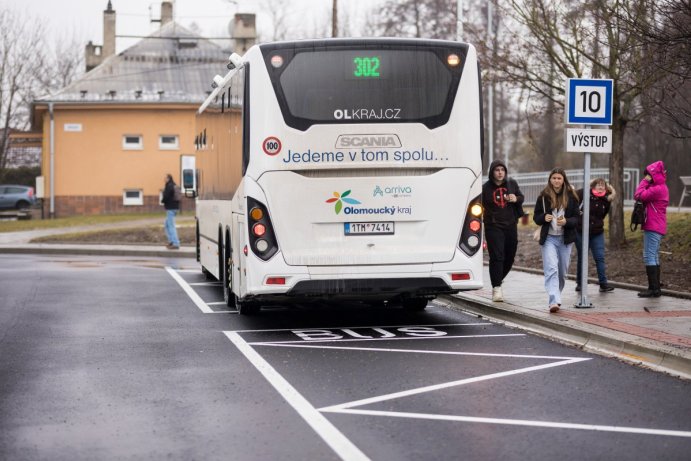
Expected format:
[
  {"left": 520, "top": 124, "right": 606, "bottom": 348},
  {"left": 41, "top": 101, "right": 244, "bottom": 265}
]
[
  {"left": 236, "top": 298, "right": 260, "bottom": 315},
  {"left": 401, "top": 298, "right": 428, "bottom": 311},
  {"left": 195, "top": 220, "right": 201, "bottom": 262},
  {"left": 223, "top": 231, "right": 235, "bottom": 308}
]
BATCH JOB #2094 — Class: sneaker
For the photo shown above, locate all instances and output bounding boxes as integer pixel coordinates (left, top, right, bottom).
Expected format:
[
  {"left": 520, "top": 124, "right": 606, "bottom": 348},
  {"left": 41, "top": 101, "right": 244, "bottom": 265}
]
[
  {"left": 492, "top": 286, "right": 504, "bottom": 302},
  {"left": 167, "top": 244, "right": 180, "bottom": 250},
  {"left": 599, "top": 285, "right": 614, "bottom": 292},
  {"left": 549, "top": 304, "right": 560, "bottom": 313}
]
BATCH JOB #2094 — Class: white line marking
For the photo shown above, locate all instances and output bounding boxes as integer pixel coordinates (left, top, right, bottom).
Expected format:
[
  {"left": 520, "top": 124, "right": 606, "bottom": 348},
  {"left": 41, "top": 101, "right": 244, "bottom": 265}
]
[
  {"left": 319, "top": 358, "right": 589, "bottom": 412},
  {"left": 249, "top": 333, "right": 525, "bottom": 345},
  {"left": 224, "top": 331, "right": 370, "bottom": 461},
  {"left": 174, "top": 269, "right": 201, "bottom": 273},
  {"left": 231, "top": 322, "right": 492, "bottom": 333},
  {"left": 206, "top": 301, "right": 229, "bottom": 305},
  {"left": 323, "top": 408, "right": 691, "bottom": 438},
  {"left": 253, "top": 343, "right": 583, "bottom": 360},
  {"left": 189, "top": 282, "right": 222, "bottom": 286},
  {"left": 165, "top": 266, "right": 214, "bottom": 314}
]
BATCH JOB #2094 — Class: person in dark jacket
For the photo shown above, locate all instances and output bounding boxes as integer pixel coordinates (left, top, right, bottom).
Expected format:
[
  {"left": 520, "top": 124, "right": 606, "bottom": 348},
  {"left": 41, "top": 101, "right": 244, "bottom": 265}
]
[
  {"left": 482, "top": 160, "right": 525, "bottom": 302},
  {"left": 575, "top": 178, "right": 615, "bottom": 292},
  {"left": 162, "top": 174, "right": 180, "bottom": 250},
  {"left": 634, "top": 160, "right": 669, "bottom": 297},
  {"left": 533, "top": 168, "right": 580, "bottom": 313}
]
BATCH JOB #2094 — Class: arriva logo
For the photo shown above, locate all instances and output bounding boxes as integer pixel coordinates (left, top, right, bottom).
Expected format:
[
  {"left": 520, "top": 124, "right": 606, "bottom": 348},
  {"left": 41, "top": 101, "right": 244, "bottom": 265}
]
[
  {"left": 325, "top": 190, "right": 361, "bottom": 214},
  {"left": 335, "top": 134, "right": 402, "bottom": 149}
]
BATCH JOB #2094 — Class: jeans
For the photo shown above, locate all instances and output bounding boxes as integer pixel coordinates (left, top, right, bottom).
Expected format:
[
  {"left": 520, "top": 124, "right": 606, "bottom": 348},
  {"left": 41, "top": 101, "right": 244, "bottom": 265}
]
[
  {"left": 541, "top": 234, "right": 573, "bottom": 306},
  {"left": 165, "top": 209, "right": 180, "bottom": 246},
  {"left": 643, "top": 230, "right": 663, "bottom": 265},
  {"left": 485, "top": 225, "right": 518, "bottom": 288},
  {"left": 575, "top": 231, "right": 607, "bottom": 285}
]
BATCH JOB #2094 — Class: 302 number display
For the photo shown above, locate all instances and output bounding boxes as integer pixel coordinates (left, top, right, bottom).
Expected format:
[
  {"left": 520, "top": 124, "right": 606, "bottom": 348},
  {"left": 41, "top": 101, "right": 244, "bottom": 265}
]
[{"left": 353, "top": 56, "right": 381, "bottom": 78}]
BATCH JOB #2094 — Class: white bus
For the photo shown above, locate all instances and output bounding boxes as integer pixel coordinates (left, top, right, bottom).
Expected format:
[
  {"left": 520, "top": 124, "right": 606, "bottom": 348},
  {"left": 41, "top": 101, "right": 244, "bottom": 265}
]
[{"left": 192, "top": 38, "right": 484, "bottom": 314}]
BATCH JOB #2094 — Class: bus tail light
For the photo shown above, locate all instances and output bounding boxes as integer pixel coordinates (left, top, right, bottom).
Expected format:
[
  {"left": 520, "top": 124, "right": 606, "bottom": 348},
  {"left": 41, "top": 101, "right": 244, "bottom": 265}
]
[
  {"left": 266, "top": 277, "right": 286, "bottom": 285},
  {"left": 459, "top": 195, "right": 483, "bottom": 256},
  {"left": 247, "top": 197, "right": 278, "bottom": 260}
]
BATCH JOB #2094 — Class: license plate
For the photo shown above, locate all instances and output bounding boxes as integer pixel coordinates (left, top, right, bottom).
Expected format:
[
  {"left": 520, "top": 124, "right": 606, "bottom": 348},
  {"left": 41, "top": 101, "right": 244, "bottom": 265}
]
[{"left": 344, "top": 222, "right": 394, "bottom": 235}]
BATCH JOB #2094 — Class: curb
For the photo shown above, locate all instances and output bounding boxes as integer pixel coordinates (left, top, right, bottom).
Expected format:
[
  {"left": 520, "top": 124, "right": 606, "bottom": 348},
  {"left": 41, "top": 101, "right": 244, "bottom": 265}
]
[
  {"left": 439, "top": 293, "right": 691, "bottom": 381},
  {"left": 0, "top": 245, "right": 196, "bottom": 258}
]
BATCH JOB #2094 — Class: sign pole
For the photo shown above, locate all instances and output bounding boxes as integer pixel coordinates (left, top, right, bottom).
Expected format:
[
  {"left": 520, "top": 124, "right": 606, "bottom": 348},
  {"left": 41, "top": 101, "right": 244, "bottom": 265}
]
[{"left": 575, "top": 136, "right": 593, "bottom": 308}]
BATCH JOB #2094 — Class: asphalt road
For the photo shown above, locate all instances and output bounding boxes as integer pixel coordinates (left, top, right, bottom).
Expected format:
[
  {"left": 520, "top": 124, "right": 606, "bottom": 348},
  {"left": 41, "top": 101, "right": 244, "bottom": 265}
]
[{"left": 1, "top": 254, "right": 690, "bottom": 460}]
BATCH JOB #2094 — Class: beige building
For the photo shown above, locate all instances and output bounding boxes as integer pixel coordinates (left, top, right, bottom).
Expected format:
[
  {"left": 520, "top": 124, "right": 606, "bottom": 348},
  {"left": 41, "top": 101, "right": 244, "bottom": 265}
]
[{"left": 31, "top": 1, "right": 255, "bottom": 217}]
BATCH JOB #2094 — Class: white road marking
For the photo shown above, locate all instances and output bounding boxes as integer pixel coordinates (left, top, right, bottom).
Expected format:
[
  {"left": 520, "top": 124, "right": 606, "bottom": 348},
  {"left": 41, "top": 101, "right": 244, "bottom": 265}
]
[
  {"left": 165, "top": 266, "right": 214, "bottom": 314},
  {"left": 206, "top": 301, "right": 229, "bottom": 305},
  {"left": 254, "top": 343, "right": 584, "bottom": 361},
  {"left": 249, "top": 333, "right": 525, "bottom": 345},
  {"left": 224, "top": 331, "right": 370, "bottom": 461},
  {"left": 319, "top": 358, "right": 589, "bottom": 412},
  {"left": 232, "top": 322, "right": 491, "bottom": 333},
  {"left": 189, "top": 282, "right": 222, "bottom": 286},
  {"left": 323, "top": 408, "right": 691, "bottom": 438}
]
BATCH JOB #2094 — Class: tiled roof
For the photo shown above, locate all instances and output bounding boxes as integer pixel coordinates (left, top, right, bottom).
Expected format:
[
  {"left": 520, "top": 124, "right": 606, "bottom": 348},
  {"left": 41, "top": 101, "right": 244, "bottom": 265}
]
[{"left": 40, "top": 22, "right": 229, "bottom": 103}]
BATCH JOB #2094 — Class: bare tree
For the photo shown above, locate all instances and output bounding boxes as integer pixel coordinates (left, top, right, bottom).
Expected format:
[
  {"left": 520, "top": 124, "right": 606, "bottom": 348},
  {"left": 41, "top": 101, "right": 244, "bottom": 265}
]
[
  {"left": 370, "top": 0, "right": 458, "bottom": 39},
  {"left": 490, "top": 0, "right": 682, "bottom": 247},
  {"left": 0, "top": 8, "right": 47, "bottom": 171},
  {"left": 260, "top": 0, "right": 292, "bottom": 41},
  {"left": 0, "top": 6, "right": 83, "bottom": 174}
]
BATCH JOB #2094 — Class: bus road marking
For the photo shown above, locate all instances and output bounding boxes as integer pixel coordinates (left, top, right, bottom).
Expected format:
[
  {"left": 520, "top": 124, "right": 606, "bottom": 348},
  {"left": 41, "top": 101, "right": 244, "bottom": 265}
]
[
  {"left": 224, "top": 331, "right": 370, "bottom": 461},
  {"left": 249, "top": 333, "right": 525, "bottom": 346}
]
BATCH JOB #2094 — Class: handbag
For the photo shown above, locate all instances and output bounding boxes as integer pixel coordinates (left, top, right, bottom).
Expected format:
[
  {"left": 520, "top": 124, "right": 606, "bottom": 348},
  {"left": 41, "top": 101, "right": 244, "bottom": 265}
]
[
  {"left": 533, "top": 196, "right": 546, "bottom": 241},
  {"left": 630, "top": 200, "right": 646, "bottom": 231}
]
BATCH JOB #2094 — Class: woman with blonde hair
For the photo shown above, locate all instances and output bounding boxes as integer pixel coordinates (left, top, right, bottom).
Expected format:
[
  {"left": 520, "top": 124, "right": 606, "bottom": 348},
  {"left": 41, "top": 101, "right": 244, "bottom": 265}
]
[{"left": 533, "top": 168, "right": 580, "bottom": 313}]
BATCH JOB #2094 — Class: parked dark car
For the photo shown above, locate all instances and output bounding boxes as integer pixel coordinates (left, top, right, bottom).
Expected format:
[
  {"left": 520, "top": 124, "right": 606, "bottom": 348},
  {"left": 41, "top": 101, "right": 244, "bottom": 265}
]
[{"left": 0, "top": 185, "right": 37, "bottom": 210}]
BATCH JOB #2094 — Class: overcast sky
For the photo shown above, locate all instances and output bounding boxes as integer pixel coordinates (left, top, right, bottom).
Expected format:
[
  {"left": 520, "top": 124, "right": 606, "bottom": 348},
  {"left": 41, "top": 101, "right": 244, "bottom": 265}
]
[{"left": 4, "top": 0, "right": 378, "bottom": 53}]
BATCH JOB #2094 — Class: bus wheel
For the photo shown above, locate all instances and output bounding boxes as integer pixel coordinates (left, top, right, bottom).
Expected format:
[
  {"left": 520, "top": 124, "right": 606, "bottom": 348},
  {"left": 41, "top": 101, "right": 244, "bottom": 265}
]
[
  {"left": 223, "top": 237, "right": 235, "bottom": 307},
  {"left": 202, "top": 266, "right": 213, "bottom": 280},
  {"left": 236, "top": 298, "right": 260, "bottom": 315},
  {"left": 401, "top": 298, "right": 428, "bottom": 311}
]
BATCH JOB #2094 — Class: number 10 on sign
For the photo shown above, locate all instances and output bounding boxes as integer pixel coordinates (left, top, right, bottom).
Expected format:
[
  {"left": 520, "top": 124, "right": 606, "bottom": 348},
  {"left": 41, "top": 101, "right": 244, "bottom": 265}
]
[{"left": 565, "top": 78, "right": 613, "bottom": 126}]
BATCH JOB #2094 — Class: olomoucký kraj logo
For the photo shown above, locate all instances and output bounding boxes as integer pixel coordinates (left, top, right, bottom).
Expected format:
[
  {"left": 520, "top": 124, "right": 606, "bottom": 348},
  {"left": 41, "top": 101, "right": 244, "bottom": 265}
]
[{"left": 325, "top": 190, "right": 361, "bottom": 214}]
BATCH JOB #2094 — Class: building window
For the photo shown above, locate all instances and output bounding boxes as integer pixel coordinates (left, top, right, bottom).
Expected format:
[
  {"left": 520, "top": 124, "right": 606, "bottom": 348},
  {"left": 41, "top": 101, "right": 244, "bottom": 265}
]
[
  {"left": 159, "top": 135, "right": 179, "bottom": 150},
  {"left": 123, "top": 135, "right": 143, "bottom": 150},
  {"left": 123, "top": 189, "right": 143, "bottom": 206}
]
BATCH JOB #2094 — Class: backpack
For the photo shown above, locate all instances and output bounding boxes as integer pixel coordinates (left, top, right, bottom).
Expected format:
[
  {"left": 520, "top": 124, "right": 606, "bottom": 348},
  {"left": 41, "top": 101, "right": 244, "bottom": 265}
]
[
  {"left": 630, "top": 200, "right": 646, "bottom": 231},
  {"left": 173, "top": 185, "right": 182, "bottom": 202}
]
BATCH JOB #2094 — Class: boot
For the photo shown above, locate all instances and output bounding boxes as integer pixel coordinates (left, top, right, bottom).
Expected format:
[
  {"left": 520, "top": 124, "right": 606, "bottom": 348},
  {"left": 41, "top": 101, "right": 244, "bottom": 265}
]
[{"left": 638, "top": 266, "right": 661, "bottom": 298}]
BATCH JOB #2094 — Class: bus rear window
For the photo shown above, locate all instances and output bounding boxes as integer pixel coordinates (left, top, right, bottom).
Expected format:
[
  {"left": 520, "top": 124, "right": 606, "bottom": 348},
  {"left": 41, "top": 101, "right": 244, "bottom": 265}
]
[{"left": 264, "top": 46, "right": 465, "bottom": 130}]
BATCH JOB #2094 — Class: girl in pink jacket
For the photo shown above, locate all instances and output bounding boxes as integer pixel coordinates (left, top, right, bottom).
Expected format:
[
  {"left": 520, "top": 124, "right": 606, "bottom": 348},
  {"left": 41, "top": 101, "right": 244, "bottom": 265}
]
[{"left": 633, "top": 160, "right": 669, "bottom": 297}]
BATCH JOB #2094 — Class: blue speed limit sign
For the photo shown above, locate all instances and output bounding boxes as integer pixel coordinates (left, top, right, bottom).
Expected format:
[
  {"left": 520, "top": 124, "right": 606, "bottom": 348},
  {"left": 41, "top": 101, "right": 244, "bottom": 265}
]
[{"left": 566, "top": 78, "right": 613, "bottom": 125}]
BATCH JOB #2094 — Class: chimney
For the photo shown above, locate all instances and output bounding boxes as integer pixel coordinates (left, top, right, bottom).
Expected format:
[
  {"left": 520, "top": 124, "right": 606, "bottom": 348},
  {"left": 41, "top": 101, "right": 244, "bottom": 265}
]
[
  {"left": 102, "top": 1, "right": 116, "bottom": 58},
  {"left": 230, "top": 14, "right": 257, "bottom": 54},
  {"left": 161, "top": 2, "right": 173, "bottom": 26}
]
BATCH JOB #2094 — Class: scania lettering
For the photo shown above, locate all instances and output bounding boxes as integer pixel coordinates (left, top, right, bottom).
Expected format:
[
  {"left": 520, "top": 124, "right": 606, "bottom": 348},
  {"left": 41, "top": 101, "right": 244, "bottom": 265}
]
[{"left": 194, "top": 38, "right": 485, "bottom": 314}]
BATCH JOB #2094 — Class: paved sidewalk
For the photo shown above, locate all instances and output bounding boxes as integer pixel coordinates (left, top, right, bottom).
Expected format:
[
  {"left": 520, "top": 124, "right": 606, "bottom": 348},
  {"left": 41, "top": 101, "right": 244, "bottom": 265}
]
[{"left": 444, "top": 267, "right": 691, "bottom": 380}]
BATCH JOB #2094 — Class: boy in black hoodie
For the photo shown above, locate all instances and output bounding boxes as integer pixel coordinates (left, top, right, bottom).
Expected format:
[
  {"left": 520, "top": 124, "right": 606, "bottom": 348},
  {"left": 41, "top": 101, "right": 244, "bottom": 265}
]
[{"left": 482, "top": 160, "right": 525, "bottom": 302}]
